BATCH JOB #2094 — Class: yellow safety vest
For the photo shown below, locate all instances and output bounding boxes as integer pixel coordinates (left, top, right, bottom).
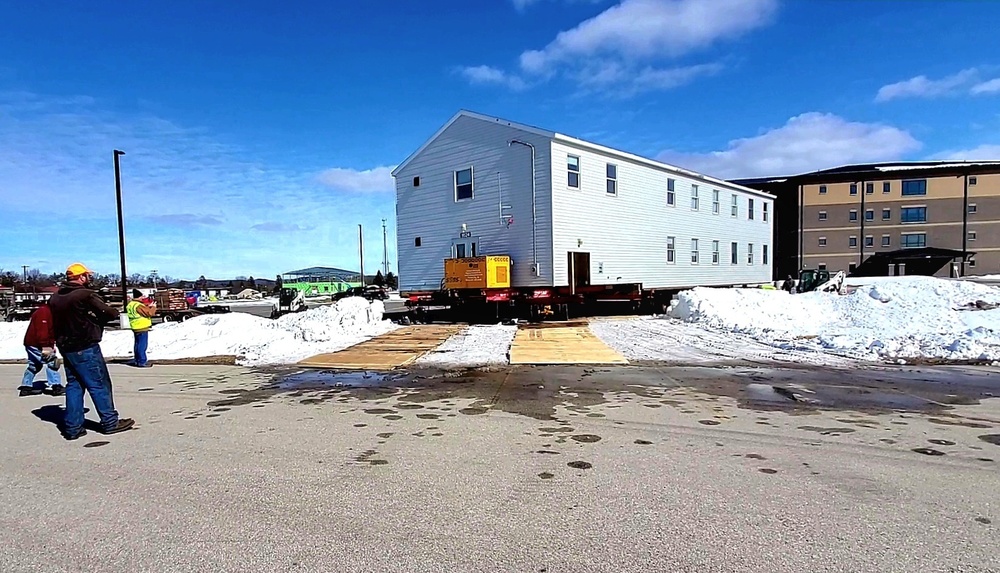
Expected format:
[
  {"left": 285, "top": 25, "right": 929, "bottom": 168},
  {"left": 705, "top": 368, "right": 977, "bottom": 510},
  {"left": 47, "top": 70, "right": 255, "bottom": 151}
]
[{"left": 126, "top": 300, "right": 152, "bottom": 331}]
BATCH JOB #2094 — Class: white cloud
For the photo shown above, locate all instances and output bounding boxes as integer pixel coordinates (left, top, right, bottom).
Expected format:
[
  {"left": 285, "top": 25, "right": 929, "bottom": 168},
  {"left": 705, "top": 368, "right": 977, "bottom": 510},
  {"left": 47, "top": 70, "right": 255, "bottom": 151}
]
[
  {"left": 316, "top": 166, "right": 395, "bottom": 193},
  {"left": 578, "top": 61, "right": 723, "bottom": 96},
  {"left": 655, "top": 112, "right": 921, "bottom": 179},
  {"left": 931, "top": 144, "right": 1000, "bottom": 161},
  {"left": 457, "top": 65, "right": 527, "bottom": 91},
  {"left": 519, "top": 0, "right": 777, "bottom": 74},
  {"left": 511, "top": 0, "right": 606, "bottom": 11},
  {"left": 971, "top": 78, "right": 1000, "bottom": 95},
  {"left": 875, "top": 68, "right": 979, "bottom": 102},
  {"left": 251, "top": 222, "right": 316, "bottom": 233}
]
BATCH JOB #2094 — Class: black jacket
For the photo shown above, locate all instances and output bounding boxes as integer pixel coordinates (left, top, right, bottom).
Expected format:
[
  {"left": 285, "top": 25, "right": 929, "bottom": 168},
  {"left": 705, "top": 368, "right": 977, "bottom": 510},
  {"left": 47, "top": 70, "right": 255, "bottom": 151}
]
[{"left": 48, "top": 284, "right": 119, "bottom": 353}]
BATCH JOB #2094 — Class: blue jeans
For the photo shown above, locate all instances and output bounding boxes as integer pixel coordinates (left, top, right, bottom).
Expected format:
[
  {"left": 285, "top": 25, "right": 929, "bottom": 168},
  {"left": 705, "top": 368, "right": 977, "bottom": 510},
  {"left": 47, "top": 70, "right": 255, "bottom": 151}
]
[
  {"left": 21, "top": 346, "right": 61, "bottom": 388},
  {"left": 133, "top": 331, "right": 149, "bottom": 366},
  {"left": 62, "top": 344, "right": 119, "bottom": 435}
]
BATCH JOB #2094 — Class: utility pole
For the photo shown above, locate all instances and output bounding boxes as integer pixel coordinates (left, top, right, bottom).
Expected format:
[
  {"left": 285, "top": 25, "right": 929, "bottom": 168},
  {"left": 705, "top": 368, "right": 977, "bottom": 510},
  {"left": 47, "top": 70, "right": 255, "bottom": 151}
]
[
  {"left": 21, "top": 265, "right": 28, "bottom": 283},
  {"left": 381, "top": 218, "right": 389, "bottom": 275},
  {"left": 114, "top": 149, "right": 128, "bottom": 306},
  {"left": 358, "top": 224, "right": 365, "bottom": 287}
]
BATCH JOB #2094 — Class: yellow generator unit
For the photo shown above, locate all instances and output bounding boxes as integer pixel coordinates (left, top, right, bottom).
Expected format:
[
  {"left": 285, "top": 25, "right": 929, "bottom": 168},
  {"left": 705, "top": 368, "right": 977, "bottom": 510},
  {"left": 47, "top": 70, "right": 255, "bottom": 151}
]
[{"left": 444, "top": 256, "right": 511, "bottom": 289}]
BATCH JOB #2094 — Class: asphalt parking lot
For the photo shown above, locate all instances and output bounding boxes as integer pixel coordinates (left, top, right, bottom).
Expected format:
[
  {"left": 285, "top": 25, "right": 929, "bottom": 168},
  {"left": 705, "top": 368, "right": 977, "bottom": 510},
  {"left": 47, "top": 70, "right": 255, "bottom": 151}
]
[{"left": 2, "top": 362, "right": 998, "bottom": 572}]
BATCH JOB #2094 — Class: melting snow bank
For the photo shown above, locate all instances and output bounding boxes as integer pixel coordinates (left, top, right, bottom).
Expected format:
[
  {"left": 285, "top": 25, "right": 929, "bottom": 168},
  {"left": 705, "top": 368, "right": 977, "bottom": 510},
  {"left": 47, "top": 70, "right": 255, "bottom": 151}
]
[
  {"left": 0, "top": 298, "right": 397, "bottom": 366},
  {"left": 415, "top": 324, "right": 517, "bottom": 369},
  {"left": 667, "top": 277, "right": 1000, "bottom": 362}
]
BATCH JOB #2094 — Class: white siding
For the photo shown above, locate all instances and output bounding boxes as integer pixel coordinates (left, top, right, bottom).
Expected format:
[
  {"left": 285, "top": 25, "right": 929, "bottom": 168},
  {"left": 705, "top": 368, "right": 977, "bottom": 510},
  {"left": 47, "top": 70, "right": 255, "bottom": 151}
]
[
  {"left": 394, "top": 115, "right": 553, "bottom": 291},
  {"left": 549, "top": 141, "right": 772, "bottom": 288}
]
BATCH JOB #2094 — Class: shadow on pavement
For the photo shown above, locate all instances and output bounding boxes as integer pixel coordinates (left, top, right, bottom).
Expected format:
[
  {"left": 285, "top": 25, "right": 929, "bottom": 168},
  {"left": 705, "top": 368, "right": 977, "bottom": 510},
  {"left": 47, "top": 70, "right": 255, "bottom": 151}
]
[{"left": 31, "top": 404, "right": 100, "bottom": 433}]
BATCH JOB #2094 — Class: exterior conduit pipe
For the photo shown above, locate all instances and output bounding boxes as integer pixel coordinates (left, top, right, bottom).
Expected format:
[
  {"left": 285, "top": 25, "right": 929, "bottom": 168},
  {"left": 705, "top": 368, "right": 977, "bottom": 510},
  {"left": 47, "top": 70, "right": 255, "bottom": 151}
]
[{"left": 508, "top": 139, "right": 538, "bottom": 276}]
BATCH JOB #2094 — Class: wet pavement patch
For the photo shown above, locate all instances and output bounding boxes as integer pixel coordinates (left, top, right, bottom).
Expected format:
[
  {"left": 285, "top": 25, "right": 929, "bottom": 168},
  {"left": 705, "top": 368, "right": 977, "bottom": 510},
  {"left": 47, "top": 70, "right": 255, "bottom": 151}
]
[
  {"left": 975, "top": 517, "right": 992, "bottom": 525},
  {"left": 698, "top": 420, "right": 721, "bottom": 426},
  {"left": 977, "top": 458, "right": 994, "bottom": 462},
  {"left": 928, "top": 439, "right": 955, "bottom": 446},
  {"left": 137, "top": 388, "right": 153, "bottom": 392},
  {"left": 798, "top": 426, "right": 856, "bottom": 436},
  {"left": 571, "top": 434, "right": 601, "bottom": 443},
  {"left": 416, "top": 413, "right": 440, "bottom": 420},
  {"left": 538, "top": 472, "right": 555, "bottom": 480},
  {"left": 634, "top": 440, "right": 652, "bottom": 445},
  {"left": 758, "top": 468, "right": 778, "bottom": 474},
  {"left": 928, "top": 417, "right": 992, "bottom": 429},
  {"left": 354, "top": 423, "right": 367, "bottom": 428},
  {"left": 83, "top": 441, "right": 110, "bottom": 448},
  {"left": 377, "top": 432, "right": 394, "bottom": 438},
  {"left": 384, "top": 415, "right": 403, "bottom": 421},
  {"left": 460, "top": 407, "right": 488, "bottom": 415},
  {"left": 537, "top": 450, "right": 560, "bottom": 455},
  {"left": 745, "top": 453, "right": 766, "bottom": 460},
  {"left": 567, "top": 461, "right": 592, "bottom": 470},
  {"left": 912, "top": 447, "right": 946, "bottom": 456},
  {"left": 978, "top": 434, "right": 1000, "bottom": 446},
  {"left": 364, "top": 408, "right": 396, "bottom": 415}
]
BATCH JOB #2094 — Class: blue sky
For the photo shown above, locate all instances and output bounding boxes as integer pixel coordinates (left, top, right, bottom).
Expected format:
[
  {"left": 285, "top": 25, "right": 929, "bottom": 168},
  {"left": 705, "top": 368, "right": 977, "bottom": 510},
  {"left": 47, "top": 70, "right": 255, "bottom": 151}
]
[{"left": 2, "top": 0, "right": 999, "bottom": 279}]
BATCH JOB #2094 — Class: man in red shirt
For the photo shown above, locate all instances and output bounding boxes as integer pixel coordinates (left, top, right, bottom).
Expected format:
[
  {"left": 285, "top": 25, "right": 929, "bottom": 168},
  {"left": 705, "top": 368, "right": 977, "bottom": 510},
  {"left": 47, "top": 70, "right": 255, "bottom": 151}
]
[{"left": 18, "top": 303, "right": 64, "bottom": 397}]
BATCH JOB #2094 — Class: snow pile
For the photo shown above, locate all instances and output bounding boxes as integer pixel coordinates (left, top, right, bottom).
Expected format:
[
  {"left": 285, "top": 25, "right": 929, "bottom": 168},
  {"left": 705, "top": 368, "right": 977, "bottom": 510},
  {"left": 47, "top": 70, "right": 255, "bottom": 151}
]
[
  {"left": 668, "top": 277, "right": 1000, "bottom": 361},
  {"left": 415, "top": 324, "right": 517, "bottom": 369},
  {"left": 0, "top": 298, "right": 396, "bottom": 366}
]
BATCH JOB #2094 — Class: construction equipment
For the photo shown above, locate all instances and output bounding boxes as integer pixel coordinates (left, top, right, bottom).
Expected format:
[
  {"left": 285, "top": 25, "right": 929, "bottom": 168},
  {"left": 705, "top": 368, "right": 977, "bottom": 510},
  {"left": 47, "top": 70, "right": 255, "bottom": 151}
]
[
  {"left": 271, "top": 287, "right": 307, "bottom": 319},
  {"left": 153, "top": 288, "right": 230, "bottom": 322},
  {"left": 796, "top": 269, "right": 845, "bottom": 294}
]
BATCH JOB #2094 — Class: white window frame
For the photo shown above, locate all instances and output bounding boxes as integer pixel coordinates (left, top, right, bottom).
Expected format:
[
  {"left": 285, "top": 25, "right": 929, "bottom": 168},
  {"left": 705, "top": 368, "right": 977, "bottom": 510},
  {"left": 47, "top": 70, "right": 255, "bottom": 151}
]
[
  {"left": 970, "top": 176, "right": 978, "bottom": 186},
  {"left": 748, "top": 198, "right": 755, "bottom": 220},
  {"left": 666, "top": 178, "right": 675, "bottom": 206},
  {"left": 818, "top": 211, "right": 828, "bottom": 221},
  {"left": 455, "top": 167, "right": 474, "bottom": 201},
  {"left": 969, "top": 203, "right": 978, "bottom": 214},
  {"left": 567, "top": 155, "right": 580, "bottom": 189},
  {"left": 865, "top": 235, "right": 874, "bottom": 248},
  {"left": 691, "top": 185, "right": 699, "bottom": 210},
  {"left": 882, "top": 235, "right": 891, "bottom": 247},
  {"left": 882, "top": 208, "right": 891, "bottom": 220},
  {"left": 606, "top": 163, "right": 617, "bottom": 196},
  {"left": 730, "top": 242, "right": 738, "bottom": 265},
  {"left": 849, "top": 236, "right": 858, "bottom": 248},
  {"left": 970, "top": 258, "right": 977, "bottom": 268},
  {"left": 763, "top": 202, "right": 769, "bottom": 222},
  {"left": 901, "top": 232, "right": 927, "bottom": 249},
  {"left": 968, "top": 230, "right": 977, "bottom": 241},
  {"left": 818, "top": 237, "right": 827, "bottom": 247},
  {"left": 763, "top": 244, "right": 768, "bottom": 265},
  {"left": 865, "top": 209, "right": 874, "bottom": 222},
  {"left": 819, "top": 185, "right": 827, "bottom": 195},
  {"left": 712, "top": 240, "right": 720, "bottom": 264},
  {"left": 883, "top": 181, "right": 891, "bottom": 194},
  {"left": 691, "top": 238, "right": 699, "bottom": 264},
  {"left": 730, "top": 194, "right": 738, "bottom": 217},
  {"left": 712, "top": 189, "right": 720, "bottom": 214},
  {"left": 849, "top": 209, "right": 858, "bottom": 222},
  {"left": 666, "top": 237, "right": 675, "bottom": 264},
  {"left": 747, "top": 243, "right": 754, "bottom": 265}
]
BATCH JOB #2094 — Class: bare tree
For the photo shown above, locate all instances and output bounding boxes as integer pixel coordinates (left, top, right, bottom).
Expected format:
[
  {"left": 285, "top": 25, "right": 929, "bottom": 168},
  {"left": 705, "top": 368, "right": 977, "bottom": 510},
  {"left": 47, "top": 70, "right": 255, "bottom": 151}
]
[
  {"left": 127, "top": 273, "right": 145, "bottom": 286},
  {"left": 25, "top": 269, "right": 42, "bottom": 283}
]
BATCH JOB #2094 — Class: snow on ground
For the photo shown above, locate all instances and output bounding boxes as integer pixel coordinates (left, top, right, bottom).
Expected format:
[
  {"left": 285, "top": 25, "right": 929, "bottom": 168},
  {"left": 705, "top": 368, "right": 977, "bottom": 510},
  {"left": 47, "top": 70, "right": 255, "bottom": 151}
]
[
  {"left": 663, "top": 276, "right": 1000, "bottom": 362},
  {"left": 414, "top": 324, "right": 517, "bottom": 369},
  {"left": 0, "top": 298, "right": 396, "bottom": 366}
]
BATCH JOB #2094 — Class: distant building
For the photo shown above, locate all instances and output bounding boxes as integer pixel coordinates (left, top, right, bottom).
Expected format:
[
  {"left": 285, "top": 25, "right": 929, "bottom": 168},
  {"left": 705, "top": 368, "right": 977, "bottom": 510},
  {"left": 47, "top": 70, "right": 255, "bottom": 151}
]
[
  {"left": 281, "top": 266, "right": 362, "bottom": 295},
  {"left": 735, "top": 161, "right": 1000, "bottom": 278}
]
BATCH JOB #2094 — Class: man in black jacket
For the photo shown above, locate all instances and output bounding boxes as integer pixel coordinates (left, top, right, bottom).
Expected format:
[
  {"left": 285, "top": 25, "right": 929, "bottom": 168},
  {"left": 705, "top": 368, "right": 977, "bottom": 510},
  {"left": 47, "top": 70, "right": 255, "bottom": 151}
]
[{"left": 48, "top": 263, "right": 134, "bottom": 440}]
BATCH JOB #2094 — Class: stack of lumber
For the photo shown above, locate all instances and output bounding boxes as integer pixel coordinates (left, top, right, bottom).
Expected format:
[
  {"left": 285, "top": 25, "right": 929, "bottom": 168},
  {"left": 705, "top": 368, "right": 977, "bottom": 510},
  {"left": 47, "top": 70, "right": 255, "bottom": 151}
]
[{"left": 154, "top": 289, "right": 188, "bottom": 311}]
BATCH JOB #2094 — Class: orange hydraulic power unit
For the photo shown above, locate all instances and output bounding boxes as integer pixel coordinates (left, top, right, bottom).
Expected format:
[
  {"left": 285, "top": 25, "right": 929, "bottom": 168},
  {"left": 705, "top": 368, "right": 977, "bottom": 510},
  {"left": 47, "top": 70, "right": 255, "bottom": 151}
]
[{"left": 443, "top": 256, "right": 511, "bottom": 289}]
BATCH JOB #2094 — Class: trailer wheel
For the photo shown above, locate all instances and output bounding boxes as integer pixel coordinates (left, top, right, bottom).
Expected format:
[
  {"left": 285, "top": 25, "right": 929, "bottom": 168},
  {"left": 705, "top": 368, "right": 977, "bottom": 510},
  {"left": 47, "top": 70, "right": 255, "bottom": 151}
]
[{"left": 162, "top": 314, "right": 173, "bottom": 323}]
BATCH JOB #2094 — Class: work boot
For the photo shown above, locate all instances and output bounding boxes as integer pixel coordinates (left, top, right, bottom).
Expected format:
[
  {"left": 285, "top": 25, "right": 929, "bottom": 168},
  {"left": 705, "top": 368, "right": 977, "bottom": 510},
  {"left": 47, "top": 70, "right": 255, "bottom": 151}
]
[
  {"left": 18, "top": 386, "right": 43, "bottom": 397},
  {"left": 51, "top": 356, "right": 61, "bottom": 371},
  {"left": 103, "top": 419, "right": 135, "bottom": 435},
  {"left": 48, "top": 385, "right": 65, "bottom": 397},
  {"left": 64, "top": 429, "right": 87, "bottom": 441}
]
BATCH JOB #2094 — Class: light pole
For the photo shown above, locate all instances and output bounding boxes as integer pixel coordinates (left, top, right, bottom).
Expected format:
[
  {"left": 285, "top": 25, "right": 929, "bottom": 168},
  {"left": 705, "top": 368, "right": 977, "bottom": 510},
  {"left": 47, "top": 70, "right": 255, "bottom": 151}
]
[
  {"left": 358, "top": 224, "right": 365, "bottom": 287},
  {"left": 114, "top": 149, "right": 128, "bottom": 307},
  {"left": 381, "top": 218, "right": 389, "bottom": 275}
]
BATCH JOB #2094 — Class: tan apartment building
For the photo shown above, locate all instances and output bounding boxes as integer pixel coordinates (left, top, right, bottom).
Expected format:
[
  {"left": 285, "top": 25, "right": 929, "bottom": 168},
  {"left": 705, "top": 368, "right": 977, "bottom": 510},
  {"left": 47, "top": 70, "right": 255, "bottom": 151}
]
[{"left": 735, "top": 161, "right": 1000, "bottom": 278}]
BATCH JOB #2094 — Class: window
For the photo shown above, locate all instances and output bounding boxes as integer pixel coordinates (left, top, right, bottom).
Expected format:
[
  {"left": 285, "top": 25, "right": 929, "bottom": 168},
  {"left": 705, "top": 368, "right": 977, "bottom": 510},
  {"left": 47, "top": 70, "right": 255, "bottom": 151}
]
[
  {"left": 818, "top": 264, "right": 827, "bottom": 271},
  {"left": 567, "top": 155, "right": 580, "bottom": 189},
  {"left": 818, "top": 237, "right": 827, "bottom": 247},
  {"left": 763, "top": 203, "right": 769, "bottom": 222},
  {"left": 882, "top": 208, "right": 891, "bottom": 220},
  {"left": 849, "top": 210, "right": 858, "bottom": 222},
  {"left": 413, "top": 176, "right": 420, "bottom": 187},
  {"left": 969, "top": 231, "right": 977, "bottom": 241},
  {"left": 691, "top": 238, "right": 699, "bottom": 264},
  {"left": 883, "top": 181, "right": 890, "bottom": 193},
  {"left": 901, "top": 233, "right": 927, "bottom": 249},
  {"left": 455, "top": 243, "right": 467, "bottom": 258},
  {"left": 763, "top": 245, "right": 769, "bottom": 265},
  {"left": 901, "top": 179, "right": 927, "bottom": 196},
  {"left": 882, "top": 235, "right": 891, "bottom": 247},
  {"left": 819, "top": 185, "right": 828, "bottom": 195},
  {"left": 712, "top": 190, "right": 720, "bottom": 214},
  {"left": 748, "top": 198, "right": 755, "bottom": 220},
  {"left": 849, "top": 236, "right": 858, "bottom": 248},
  {"left": 747, "top": 243, "right": 754, "bottom": 265},
  {"left": 666, "top": 237, "right": 675, "bottom": 263},
  {"left": 731, "top": 194, "right": 738, "bottom": 217},
  {"left": 865, "top": 209, "right": 874, "bottom": 221},
  {"left": 818, "top": 211, "right": 828, "bottom": 221},
  {"left": 606, "top": 164, "right": 617, "bottom": 195},
  {"left": 667, "top": 178, "right": 675, "bottom": 206},
  {"left": 849, "top": 263, "right": 857, "bottom": 273},
  {"left": 865, "top": 236, "right": 874, "bottom": 248},
  {"left": 850, "top": 183, "right": 858, "bottom": 196},
  {"left": 731, "top": 242, "right": 738, "bottom": 264},
  {"left": 414, "top": 237, "right": 422, "bottom": 247},
  {"left": 969, "top": 203, "right": 978, "bottom": 214},
  {"left": 866, "top": 182, "right": 874, "bottom": 194},
  {"left": 900, "top": 206, "right": 927, "bottom": 223},
  {"left": 712, "top": 240, "right": 720, "bottom": 264},
  {"left": 691, "top": 185, "right": 699, "bottom": 210},
  {"left": 455, "top": 168, "right": 474, "bottom": 200},
  {"left": 970, "top": 176, "right": 978, "bottom": 186},
  {"left": 970, "top": 258, "right": 977, "bottom": 268}
]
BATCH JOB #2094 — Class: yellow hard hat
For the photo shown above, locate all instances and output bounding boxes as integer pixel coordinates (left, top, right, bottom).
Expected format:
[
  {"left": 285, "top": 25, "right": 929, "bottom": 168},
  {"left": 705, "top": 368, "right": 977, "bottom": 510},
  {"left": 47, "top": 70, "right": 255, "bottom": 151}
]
[{"left": 66, "top": 262, "right": 92, "bottom": 278}]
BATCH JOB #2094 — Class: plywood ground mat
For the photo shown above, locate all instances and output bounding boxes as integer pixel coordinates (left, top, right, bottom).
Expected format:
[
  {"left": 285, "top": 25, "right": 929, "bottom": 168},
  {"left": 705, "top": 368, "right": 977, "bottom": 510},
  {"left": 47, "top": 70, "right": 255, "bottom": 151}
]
[
  {"left": 509, "top": 322, "right": 628, "bottom": 365},
  {"left": 298, "top": 325, "right": 463, "bottom": 369}
]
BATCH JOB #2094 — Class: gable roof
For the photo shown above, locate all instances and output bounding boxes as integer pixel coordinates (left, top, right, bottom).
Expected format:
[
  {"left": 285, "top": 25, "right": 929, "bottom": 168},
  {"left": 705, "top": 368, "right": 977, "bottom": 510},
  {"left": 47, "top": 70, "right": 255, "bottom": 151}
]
[{"left": 390, "top": 110, "right": 773, "bottom": 198}]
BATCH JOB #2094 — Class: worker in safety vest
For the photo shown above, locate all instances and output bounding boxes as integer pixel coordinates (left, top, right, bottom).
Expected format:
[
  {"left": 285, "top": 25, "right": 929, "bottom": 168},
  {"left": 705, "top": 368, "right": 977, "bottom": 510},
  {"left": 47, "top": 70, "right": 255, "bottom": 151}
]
[{"left": 126, "top": 289, "right": 156, "bottom": 368}]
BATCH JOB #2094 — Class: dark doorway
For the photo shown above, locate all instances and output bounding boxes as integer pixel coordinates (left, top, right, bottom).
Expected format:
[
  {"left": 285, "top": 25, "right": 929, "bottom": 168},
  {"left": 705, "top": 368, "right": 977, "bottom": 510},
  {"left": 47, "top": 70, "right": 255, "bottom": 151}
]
[{"left": 568, "top": 252, "right": 591, "bottom": 291}]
